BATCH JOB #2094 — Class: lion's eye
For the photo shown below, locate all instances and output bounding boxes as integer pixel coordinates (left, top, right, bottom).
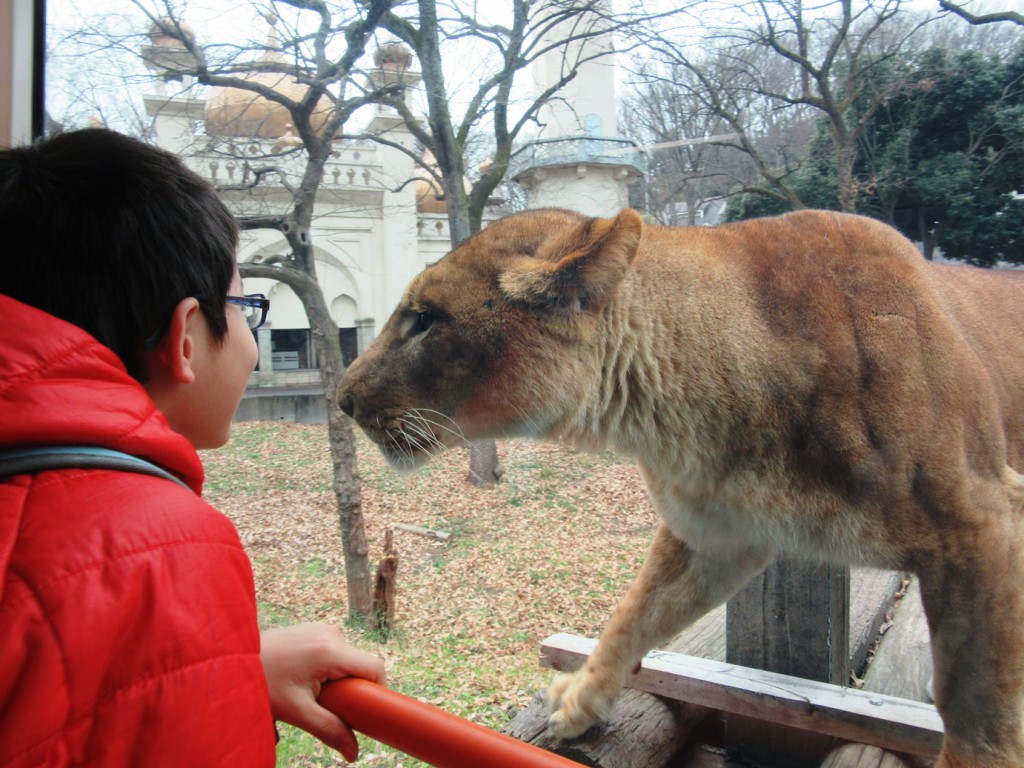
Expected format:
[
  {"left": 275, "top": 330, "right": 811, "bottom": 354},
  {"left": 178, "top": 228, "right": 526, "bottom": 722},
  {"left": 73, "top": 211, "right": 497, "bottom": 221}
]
[{"left": 413, "top": 311, "right": 435, "bottom": 335}]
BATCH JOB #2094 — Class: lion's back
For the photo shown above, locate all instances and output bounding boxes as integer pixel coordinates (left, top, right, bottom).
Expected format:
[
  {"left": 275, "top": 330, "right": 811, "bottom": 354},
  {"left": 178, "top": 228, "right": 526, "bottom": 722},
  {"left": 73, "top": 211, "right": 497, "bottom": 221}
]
[
  {"left": 927, "top": 264, "right": 1024, "bottom": 465},
  {"left": 641, "top": 210, "right": 1024, "bottom": 473}
]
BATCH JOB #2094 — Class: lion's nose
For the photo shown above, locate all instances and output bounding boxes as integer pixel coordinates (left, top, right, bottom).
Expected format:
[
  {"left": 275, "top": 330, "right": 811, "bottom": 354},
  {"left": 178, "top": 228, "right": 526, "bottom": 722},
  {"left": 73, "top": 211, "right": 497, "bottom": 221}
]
[{"left": 338, "top": 391, "right": 356, "bottom": 418}]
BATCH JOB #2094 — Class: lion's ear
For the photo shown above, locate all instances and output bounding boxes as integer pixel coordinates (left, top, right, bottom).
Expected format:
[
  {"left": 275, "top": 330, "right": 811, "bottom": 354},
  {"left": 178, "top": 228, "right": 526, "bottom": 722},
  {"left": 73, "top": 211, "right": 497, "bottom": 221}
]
[{"left": 499, "top": 208, "right": 642, "bottom": 312}]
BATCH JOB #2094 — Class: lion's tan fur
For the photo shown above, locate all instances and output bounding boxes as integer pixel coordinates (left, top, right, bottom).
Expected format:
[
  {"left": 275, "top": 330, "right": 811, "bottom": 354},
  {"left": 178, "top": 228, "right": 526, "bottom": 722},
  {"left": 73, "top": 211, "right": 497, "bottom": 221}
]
[{"left": 339, "top": 208, "right": 1024, "bottom": 767}]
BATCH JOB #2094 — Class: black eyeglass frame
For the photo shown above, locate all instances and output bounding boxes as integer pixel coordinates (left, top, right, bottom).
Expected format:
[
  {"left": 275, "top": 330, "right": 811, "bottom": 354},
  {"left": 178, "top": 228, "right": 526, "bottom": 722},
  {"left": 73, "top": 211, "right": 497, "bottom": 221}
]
[
  {"left": 144, "top": 293, "right": 270, "bottom": 350},
  {"left": 227, "top": 293, "right": 270, "bottom": 331}
]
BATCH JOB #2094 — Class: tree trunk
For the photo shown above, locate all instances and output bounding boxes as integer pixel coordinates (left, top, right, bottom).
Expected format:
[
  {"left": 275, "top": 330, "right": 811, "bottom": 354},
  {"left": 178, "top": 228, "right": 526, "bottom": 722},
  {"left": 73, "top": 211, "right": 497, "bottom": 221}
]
[
  {"left": 314, "top": 307, "right": 373, "bottom": 618},
  {"left": 917, "top": 209, "right": 937, "bottom": 260},
  {"left": 411, "top": 0, "right": 503, "bottom": 488},
  {"left": 241, "top": 261, "right": 373, "bottom": 618},
  {"left": 835, "top": 137, "right": 858, "bottom": 214},
  {"left": 297, "top": 143, "right": 373, "bottom": 618},
  {"left": 468, "top": 441, "right": 504, "bottom": 487}
]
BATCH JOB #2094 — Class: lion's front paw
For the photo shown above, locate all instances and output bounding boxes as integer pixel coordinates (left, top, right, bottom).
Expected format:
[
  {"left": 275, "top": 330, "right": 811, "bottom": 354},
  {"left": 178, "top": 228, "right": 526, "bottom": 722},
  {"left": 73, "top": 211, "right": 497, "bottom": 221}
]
[{"left": 546, "top": 667, "right": 621, "bottom": 739}]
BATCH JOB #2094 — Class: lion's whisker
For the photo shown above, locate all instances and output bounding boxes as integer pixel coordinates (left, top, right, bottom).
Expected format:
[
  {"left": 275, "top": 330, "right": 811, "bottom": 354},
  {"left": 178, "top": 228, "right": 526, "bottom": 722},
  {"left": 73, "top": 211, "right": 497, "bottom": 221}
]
[{"left": 408, "top": 408, "right": 468, "bottom": 443}]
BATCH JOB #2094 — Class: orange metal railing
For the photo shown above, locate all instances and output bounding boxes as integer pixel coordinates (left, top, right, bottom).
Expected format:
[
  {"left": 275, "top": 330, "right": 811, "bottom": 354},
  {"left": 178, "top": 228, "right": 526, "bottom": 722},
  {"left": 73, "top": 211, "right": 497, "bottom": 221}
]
[{"left": 319, "top": 678, "right": 582, "bottom": 768}]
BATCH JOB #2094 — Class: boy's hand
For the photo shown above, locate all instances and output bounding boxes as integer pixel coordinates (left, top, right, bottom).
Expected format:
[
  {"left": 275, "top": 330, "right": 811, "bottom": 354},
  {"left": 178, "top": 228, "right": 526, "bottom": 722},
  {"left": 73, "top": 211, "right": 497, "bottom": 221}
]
[{"left": 260, "top": 622, "right": 386, "bottom": 761}]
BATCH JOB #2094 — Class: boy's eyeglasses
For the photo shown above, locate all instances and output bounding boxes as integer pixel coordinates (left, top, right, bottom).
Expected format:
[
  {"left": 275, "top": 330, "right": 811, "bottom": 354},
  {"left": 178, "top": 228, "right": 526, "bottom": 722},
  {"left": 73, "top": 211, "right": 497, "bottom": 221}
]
[
  {"left": 227, "top": 294, "right": 270, "bottom": 331},
  {"left": 144, "top": 293, "right": 270, "bottom": 349}
]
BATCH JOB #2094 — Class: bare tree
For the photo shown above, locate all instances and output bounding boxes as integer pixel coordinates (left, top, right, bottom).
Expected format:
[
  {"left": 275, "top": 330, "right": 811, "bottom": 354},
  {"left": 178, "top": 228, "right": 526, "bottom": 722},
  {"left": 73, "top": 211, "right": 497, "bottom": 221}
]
[
  {"left": 128, "top": 0, "right": 394, "bottom": 619},
  {"left": 621, "top": 57, "right": 799, "bottom": 224},
  {"left": 637, "top": 0, "right": 931, "bottom": 214}
]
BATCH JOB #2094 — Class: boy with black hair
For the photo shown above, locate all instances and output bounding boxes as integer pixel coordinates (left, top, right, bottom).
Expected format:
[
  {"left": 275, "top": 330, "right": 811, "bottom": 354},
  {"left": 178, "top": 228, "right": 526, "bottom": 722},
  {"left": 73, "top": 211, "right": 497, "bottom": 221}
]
[{"left": 0, "top": 128, "right": 384, "bottom": 766}]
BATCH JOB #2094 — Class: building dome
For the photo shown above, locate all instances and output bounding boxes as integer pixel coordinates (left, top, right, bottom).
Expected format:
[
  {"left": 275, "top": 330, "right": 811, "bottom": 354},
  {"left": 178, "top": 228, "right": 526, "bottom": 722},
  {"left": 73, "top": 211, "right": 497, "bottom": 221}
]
[
  {"left": 412, "top": 149, "right": 460, "bottom": 214},
  {"left": 414, "top": 177, "right": 447, "bottom": 214},
  {"left": 411, "top": 150, "right": 497, "bottom": 214},
  {"left": 148, "top": 18, "right": 195, "bottom": 49},
  {"left": 205, "top": 72, "right": 334, "bottom": 139},
  {"left": 374, "top": 42, "right": 414, "bottom": 72},
  {"left": 142, "top": 18, "right": 198, "bottom": 78},
  {"left": 204, "top": 11, "right": 334, "bottom": 140}
]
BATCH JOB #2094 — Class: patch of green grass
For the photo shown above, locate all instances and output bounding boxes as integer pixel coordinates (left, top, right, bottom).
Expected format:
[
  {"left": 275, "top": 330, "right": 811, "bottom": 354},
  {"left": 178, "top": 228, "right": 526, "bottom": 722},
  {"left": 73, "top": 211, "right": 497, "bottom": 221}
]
[
  {"left": 275, "top": 725, "right": 341, "bottom": 767},
  {"left": 301, "top": 556, "right": 337, "bottom": 579},
  {"left": 202, "top": 422, "right": 335, "bottom": 495},
  {"left": 257, "top": 600, "right": 301, "bottom": 630}
]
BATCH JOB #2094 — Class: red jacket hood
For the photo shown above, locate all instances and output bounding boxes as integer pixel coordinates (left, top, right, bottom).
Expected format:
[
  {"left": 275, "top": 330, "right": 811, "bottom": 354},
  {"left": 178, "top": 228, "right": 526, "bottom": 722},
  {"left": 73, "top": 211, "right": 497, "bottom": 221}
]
[{"left": 0, "top": 295, "right": 204, "bottom": 494}]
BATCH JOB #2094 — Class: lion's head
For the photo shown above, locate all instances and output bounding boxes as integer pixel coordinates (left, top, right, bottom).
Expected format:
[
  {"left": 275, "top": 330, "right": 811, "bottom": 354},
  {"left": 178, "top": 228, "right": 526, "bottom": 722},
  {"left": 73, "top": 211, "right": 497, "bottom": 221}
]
[{"left": 337, "top": 207, "right": 642, "bottom": 471}]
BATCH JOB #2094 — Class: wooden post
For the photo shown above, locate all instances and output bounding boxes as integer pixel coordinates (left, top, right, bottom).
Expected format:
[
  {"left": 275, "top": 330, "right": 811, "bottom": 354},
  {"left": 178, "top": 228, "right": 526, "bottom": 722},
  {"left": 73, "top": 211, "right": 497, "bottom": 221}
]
[
  {"left": 372, "top": 529, "right": 399, "bottom": 633},
  {"left": 1, "top": 0, "right": 40, "bottom": 147},
  {"left": 725, "top": 559, "right": 851, "bottom": 765}
]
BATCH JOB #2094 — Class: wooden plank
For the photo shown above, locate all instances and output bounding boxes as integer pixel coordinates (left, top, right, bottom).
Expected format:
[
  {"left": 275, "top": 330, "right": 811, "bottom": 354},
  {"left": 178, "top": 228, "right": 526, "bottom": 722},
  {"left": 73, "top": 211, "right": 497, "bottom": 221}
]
[
  {"left": 540, "top": 633, "right": 944, "bottom": 759},
  {"left": 862, "top": 577, "right": 933, "bottom": 703}
]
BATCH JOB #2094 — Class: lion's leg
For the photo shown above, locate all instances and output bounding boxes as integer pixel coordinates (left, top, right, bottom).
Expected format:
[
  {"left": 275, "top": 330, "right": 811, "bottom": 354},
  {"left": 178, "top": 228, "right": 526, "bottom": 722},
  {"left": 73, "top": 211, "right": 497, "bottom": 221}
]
[
  {"left": 920, "top": 509, "right": 1024, "bottom": 768},
  {"left": 547, "top": 523, "right": 771, "bottom": 737}
]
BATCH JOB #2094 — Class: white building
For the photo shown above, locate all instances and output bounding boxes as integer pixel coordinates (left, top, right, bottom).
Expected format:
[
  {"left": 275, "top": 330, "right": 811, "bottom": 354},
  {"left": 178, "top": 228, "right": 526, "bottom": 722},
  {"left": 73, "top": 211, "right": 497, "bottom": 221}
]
[{"left": 143, "top": 30, "right": 466, "bottom": 396}]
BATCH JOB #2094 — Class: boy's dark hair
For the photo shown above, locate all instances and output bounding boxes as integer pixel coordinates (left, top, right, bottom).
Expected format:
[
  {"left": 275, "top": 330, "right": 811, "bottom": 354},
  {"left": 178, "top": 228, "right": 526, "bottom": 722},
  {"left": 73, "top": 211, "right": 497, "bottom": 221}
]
[{"left": 0, "top": 128, "right": 238, "bottom": 381}]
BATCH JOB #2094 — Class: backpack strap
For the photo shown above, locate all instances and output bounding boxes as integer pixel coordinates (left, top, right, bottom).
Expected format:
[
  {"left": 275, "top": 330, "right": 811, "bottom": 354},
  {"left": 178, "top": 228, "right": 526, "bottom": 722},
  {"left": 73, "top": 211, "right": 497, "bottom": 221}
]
[{"left": 0, "top": 445, "right": 191, "bottom": 491}]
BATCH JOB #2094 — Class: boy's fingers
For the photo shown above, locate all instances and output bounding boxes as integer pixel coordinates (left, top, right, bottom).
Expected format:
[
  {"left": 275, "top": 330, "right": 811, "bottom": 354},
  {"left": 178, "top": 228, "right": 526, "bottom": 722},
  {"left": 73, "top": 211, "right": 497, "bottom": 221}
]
[
  {"left": 330, "top": 654, "right": 386, "bottom": 686},
  {"left": 305, "top": 706, "right": 360, "bottom": 762}
]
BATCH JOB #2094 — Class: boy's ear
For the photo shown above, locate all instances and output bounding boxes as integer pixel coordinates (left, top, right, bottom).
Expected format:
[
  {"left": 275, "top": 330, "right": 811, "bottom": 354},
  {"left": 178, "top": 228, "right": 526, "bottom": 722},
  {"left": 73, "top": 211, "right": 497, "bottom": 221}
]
[
  {"left": 498, "top": 208, "right": 642, "bottom": 313},
  {"left": 153, "top": 297, "right": 201, "bottom": 385}
]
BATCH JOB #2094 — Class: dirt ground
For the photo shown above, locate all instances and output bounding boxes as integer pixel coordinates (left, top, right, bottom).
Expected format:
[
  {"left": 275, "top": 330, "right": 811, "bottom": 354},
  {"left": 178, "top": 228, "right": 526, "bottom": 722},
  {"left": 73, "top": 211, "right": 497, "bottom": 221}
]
[{"left": 202, "top": 421, "right": 660, "bottom": 766}]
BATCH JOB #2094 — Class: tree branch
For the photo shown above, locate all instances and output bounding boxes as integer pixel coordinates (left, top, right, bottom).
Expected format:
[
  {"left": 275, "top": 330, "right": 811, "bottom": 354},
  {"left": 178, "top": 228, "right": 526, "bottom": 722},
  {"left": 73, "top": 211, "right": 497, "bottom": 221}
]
[{"left": 939, "top": 0, "right": 1024, "bottom": 26}]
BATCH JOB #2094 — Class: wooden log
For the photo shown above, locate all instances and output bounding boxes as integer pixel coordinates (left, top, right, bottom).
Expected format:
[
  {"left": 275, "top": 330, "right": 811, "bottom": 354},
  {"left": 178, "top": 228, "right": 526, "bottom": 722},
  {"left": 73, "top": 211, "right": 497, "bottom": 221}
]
[
  {"left": 502, "top": 625, "right": 721, "bottom": 767},
  {"left": 819, "top": 743, "right": 913, "bottom": 768},
  {"left": 392, "top": 522, "right": 451, "bottom": 542},
  {"left": 372, "top": 529, "right": 399, "bottom": 632},
  {"left": 850, "top": 571, "right": 909, "bottom": 677},
  {"left": 670, "top": 604, "right": 726, "bottom": 661},
  {"left": 502, "top": 689, "right": 709, "bottom": 768},
  {"left": 540, "top": 633, "right": 944, "bottom": 760},
  {"left": 667, "top": 743, "right": 732, "bottom": 767}
]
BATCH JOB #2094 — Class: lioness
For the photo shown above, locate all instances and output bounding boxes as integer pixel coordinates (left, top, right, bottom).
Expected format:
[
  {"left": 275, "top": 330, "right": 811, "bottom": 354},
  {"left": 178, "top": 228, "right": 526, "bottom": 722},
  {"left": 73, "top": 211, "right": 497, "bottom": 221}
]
[{"left": 338, "top": 208, "right": 1024, "bottom": 768}]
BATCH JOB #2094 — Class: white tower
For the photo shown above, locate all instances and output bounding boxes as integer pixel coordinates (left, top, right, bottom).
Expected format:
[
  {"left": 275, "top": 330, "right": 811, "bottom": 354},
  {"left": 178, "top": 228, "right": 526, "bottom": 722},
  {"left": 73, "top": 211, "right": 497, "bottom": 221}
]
[
  {"left": 511, "top": 2, "right": 643, "bottom": 217},
  {"left": 141, "top": 20, "right": 205, "bottom": 155}
]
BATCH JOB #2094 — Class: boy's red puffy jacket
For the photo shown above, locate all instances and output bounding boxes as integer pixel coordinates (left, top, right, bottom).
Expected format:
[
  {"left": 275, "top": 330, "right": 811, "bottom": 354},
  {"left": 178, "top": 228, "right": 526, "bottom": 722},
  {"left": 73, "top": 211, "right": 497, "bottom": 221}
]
[{"left": 0, "top": 296, "right": 277, "bottom": 766}]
